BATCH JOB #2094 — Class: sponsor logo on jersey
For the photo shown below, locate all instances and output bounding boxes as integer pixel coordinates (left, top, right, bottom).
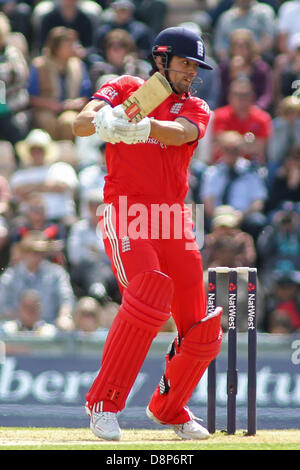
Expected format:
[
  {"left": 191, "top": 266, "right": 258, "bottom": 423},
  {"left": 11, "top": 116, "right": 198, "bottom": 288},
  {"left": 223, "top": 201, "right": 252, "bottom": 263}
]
[{"left": 99, "top": 86, "right": 118, "bottom": 99}]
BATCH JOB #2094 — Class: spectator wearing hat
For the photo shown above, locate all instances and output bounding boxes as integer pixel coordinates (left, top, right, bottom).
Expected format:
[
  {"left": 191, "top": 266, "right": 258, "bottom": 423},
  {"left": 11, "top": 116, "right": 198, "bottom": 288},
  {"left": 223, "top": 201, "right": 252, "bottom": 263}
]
[
  {"left": 202, "top": 205, "right": 257, "bottom": 269},
  {"left": 28, "top": 26, "right": 92, "bottom": 141},
  {"left": 201, "top": 130, "right": 268, "bottom": 238},
  {"left": 10, "top": 128, "right": 78, "bottom": 224},
  {"left": 94, "top": 0, "right": 154, "bottom": 59},
  {"left": 66, "top": 190, "right": 120, "bottom": 303},
  {"left": 0, "top": 230, "right": 75, "bottom": 329},
  {"left": 0, "top": 289, "right": 57, "bottom": 336}
]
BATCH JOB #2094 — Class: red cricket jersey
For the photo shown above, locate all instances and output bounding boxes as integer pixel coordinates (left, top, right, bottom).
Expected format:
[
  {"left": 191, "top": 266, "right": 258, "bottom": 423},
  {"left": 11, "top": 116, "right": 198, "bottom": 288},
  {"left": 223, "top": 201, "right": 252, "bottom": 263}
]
[{"left": 92, "top": 75, "right": 210, "bottom": 205}]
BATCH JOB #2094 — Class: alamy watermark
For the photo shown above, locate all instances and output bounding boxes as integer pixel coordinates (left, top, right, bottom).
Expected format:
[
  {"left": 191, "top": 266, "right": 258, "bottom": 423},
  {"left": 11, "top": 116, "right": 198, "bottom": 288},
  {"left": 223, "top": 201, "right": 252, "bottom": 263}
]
[
  {"left": 291, "top": 339, "right": 300, "bottom": 365},
  {"left": 95, "top": 197, "right": 205, "bottom": 250}
]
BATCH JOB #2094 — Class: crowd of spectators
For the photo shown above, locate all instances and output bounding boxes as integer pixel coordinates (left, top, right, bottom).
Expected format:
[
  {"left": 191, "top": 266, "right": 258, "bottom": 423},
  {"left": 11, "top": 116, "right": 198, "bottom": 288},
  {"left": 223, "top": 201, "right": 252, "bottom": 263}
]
[{"left": 0, "top": 0, "right": 299, "bottom": 337}]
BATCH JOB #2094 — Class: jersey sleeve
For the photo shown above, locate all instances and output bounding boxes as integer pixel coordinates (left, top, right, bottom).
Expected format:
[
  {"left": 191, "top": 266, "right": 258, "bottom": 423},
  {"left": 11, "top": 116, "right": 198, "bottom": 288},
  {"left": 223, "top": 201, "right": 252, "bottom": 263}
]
[
  {"left": 178, "top": 98, "right": 211, "bottom": 140},
  {"left": 91, "top": 75, "right": 145, "bottom": 108}
]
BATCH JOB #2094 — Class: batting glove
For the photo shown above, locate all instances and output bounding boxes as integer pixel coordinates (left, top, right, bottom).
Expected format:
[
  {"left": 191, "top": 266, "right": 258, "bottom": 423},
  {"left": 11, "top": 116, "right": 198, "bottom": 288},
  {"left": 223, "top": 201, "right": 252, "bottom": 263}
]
[
  {"left": 112, "top": 104, "right": 129, "bottom": 121},
  {"left": 113, "top": 117, "right": 151, "bottom": 144},
  {"left": 92, "top": 105, "right": 121, "bottom": 144}
]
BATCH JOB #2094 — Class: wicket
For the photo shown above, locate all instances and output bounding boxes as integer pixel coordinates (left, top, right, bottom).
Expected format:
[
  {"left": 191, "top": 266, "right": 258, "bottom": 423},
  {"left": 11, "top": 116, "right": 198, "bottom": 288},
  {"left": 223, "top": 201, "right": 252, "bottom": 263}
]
[{"left": 207, "top": 267, "right": 257, "bottom": 435}]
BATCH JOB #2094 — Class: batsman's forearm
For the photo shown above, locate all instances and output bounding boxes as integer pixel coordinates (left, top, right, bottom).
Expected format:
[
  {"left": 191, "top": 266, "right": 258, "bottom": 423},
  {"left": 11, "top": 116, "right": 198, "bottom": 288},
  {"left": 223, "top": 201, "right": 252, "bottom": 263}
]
[
  {"left": 72, "top": 110, "right": 97, "bottom": 136},
  {"left": 73, "top": 100, "right": 107, "bottom": 137},
  {"left": 149, "top": 118, "right": 198, "bottom": 146}
]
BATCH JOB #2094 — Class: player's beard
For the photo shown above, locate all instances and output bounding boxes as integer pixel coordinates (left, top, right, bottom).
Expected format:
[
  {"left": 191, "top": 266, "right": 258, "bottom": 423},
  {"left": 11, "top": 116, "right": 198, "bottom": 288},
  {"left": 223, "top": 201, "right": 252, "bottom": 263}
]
[{"left": 166, "top": 69, "right": 202, "bottom": 95}]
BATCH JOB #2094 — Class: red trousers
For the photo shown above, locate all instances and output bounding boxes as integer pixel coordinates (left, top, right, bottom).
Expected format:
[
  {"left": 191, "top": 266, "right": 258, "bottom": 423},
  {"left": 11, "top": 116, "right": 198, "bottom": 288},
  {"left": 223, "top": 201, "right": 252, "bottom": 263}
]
[
  {"left": 101, "top": 201, "right": 207, "bottom": 337},
  {"left": 85, "top": 201, "right": 210, "bottom": 418}
]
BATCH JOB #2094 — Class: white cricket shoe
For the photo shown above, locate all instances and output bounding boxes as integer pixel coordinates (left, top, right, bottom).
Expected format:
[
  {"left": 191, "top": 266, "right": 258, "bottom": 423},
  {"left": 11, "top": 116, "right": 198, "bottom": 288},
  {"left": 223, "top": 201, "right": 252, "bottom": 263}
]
[
  {"left": 146, "top": 406, "right": 209, "bottom": 440},
  {"left": 89, "top": 405, "right": 121, "bottom": 441},
  {"left": 172, "top": 419, "right": 210, "bottom": 440}
]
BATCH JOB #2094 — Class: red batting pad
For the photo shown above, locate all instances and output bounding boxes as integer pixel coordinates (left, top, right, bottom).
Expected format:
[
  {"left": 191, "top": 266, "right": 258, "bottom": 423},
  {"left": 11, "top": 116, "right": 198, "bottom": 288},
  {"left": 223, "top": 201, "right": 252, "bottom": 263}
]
[
  {"left": 148, "top": 307, "right": 223, "bottom": 424},
  {"left": 86, "top": 271, "right": 173, "bottom": 411}
]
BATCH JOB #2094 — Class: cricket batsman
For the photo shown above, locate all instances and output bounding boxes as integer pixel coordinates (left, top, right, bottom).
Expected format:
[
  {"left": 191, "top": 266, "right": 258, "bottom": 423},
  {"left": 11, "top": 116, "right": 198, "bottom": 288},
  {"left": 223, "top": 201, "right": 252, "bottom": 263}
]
[{"left": 73, "top": 26, "right": 223, "bottom": 441}]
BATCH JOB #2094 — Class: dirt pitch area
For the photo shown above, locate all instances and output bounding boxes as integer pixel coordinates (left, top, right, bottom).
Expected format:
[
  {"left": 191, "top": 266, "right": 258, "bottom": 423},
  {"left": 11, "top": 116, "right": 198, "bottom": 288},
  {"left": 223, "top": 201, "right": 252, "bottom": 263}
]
[{"left": 0, "top": 428, "right": 300, "bottom": 450}]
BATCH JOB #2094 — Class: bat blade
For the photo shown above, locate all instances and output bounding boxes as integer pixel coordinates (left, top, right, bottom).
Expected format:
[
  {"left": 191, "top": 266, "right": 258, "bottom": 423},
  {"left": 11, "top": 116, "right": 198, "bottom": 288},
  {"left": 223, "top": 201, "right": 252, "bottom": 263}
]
[{"left": 122, "top": 72, "right": 172, "bottom": 122}]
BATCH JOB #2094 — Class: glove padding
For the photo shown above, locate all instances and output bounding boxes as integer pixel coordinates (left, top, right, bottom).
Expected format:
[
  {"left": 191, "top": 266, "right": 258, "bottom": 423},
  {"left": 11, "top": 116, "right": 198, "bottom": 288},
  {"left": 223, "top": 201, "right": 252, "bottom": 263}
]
[
  {"left": 112, "top": 104, "right": 130, "bottom": 121},
  {"left": 92, "top": 105, "right": 122, "bottom": 144},
  {"left": 93, "top": 104, "right": 151, "bottom": 145},
  {"left": 113, "top": 117, "right": 151, "bottom": 144}
]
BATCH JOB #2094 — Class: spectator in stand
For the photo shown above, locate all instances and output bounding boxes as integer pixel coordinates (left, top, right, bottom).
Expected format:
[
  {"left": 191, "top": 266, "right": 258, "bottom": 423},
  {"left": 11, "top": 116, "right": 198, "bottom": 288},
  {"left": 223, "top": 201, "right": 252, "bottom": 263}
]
[
  {"left": 10, "top": 192, "right": 68, "bottom": 266},
  {"left": 78, "top": 148, "right": 107, "bottom": 217},
  {"left": 87, "top": 28, "right": 150, "bottom": 91},
  {"left": 0, "top": 171, "right": 11, "bottom": 219},
  {"left": 262, "top": 270, "right": 300, "bottom": 333},
  {"left": 276, "top": 34, "right": 300, "bottom": 103},
  {"left": 267, "top": 95, "right": 300, "bottom": 183},
  {"left": 219, "top": 28, "right": 273, "bottom": 112},
  {"left": 268, "top": 308, "right": 296, "bottom": 334},
  {"left": 0, "top": 230, "right": 75, "bottom": 329},
  {"left": 201, "top": 130, "right": 267, "bottom": 238},
  {"left": 202, "top": 204, "right": 257, "bottom": 269},
  {"left": 0, "top": 288, "right": 57, "bottom": 336},
  {"left": 11, "top": 128, "right": 78, "bottom": 225},
  {"left": 257, "top": 202, "right": 300, "bottom": 290},
  {"left": 35, "top": 0, "right": 97, "bottom": 53},
  {"left": 0, "top": 12, "right": 29, "bottom": 149},
  {"left": 265, "top": 146, "right": 300, "bottom": 214},
  {"left": 28, "top": 26, "right": 91, "bottom": 141},
  {"left": 66, "top": 189, "right": 120, "bottom": 304},
  {"left": 0, "top": 215, "right": 9, "bottom": 272},
  {"left": 73, "top": 296, "right": 102, "bottom": 333},
  {"left": 94, "top": 0, "right": 154, "bottom": 59},
  {"left": 212, "top": 77, "right": 273, "bottom": 164},
  {"left": 0, "top": 0, "right": 33, "bottom": 51},
  {"left": 132, "top": 0, "right": 168, "bottom": 34},
  {"left": 277, "top": 0, "right": 300, "bottom": 55},
  {"left": 0, "top": 140, "right": 15, "bottom": 177},
  {"left": 0, "top": 141, "right": 14, "bottom": 271},
  {"left": 213, "top": 0, "right": 276, "bottom": 63}
]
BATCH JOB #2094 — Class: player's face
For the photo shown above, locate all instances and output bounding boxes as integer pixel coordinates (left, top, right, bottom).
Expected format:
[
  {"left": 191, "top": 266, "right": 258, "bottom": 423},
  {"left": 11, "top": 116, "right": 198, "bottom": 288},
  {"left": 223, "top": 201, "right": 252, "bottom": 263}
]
[{"left": 167, "top": 56, "right": 199, "bottom": 94}]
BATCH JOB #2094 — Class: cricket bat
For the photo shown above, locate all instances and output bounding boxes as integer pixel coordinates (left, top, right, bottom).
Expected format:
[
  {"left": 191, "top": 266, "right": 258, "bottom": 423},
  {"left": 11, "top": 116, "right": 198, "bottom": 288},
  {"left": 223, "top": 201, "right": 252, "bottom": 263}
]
[{"left": 122, "top": 72, "right": 172, "bottom": 123}]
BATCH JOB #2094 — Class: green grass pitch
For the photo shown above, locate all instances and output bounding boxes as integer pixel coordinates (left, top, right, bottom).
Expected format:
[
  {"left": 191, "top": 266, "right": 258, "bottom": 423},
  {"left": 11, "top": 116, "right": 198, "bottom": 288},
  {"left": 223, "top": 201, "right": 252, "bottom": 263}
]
[{"left": 0, "top": 428, "right": 300, "bottom": 450}]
